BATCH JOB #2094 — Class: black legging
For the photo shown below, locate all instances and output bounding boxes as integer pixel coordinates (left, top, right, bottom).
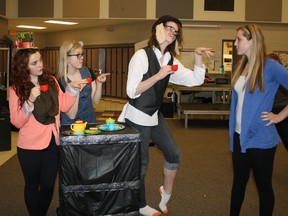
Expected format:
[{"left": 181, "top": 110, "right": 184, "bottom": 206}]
[
  {"left": 230, "top": 132, "right": 276, "bottom": 216},
  {"left": 17, "top": 134, "right": 59, "bottom": 216}
]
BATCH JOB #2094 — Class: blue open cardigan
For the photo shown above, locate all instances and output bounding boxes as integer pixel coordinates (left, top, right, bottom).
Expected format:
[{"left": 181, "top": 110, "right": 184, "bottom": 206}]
[{"left": 229, "top": 58, "right": 288, "bottom": 153}]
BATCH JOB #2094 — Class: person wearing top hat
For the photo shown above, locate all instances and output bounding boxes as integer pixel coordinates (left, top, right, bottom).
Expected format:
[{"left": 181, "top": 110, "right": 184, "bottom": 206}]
[{"left": 118, "top": 15, "right": 213, "bottom": 216}]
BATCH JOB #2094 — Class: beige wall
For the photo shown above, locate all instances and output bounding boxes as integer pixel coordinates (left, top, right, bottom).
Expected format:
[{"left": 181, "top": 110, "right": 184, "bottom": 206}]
[
  {"left": 3, "top": 0, "right": 288, "bottom": 70},
  {"left": 42, "top": 21, "right": 153, "bottom": 48},
  {"left": 38, "top": 21, "right": 288, "bottom": 70}
]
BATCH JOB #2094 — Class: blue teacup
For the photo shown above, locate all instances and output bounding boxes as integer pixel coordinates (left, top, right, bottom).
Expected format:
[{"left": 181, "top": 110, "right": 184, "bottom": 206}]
[{"left": 106, "top": 121, "right": 115, "bottom": 130}]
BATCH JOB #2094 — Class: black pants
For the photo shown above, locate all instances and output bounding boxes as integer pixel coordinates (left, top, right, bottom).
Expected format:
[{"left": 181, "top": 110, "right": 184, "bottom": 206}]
[
  {"left": 230, "top": 133, "right": 276, "bottom": 216},
  {"left": 272, "top": 106, "right": 288, "bottom": 150},
  {"left": 17, "top": 134, "right": 59, "bottom": 216}
]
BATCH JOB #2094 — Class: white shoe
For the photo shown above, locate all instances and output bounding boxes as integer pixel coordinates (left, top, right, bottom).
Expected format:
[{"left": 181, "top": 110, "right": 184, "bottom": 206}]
[
  {"left": 139, "top": 205, "right": 161, "bottom": 216},
  {"left": 159, "top": 186, "right": 171, "bottom": 214}
]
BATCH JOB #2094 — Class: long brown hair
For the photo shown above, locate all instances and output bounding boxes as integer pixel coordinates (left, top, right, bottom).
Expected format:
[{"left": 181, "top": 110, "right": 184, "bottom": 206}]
[
  {"left": 11, "top": 48, "right": 58, "bottom": 108},
  {"left": 231, "top": 24, "right": 266, "bottom": 93}
]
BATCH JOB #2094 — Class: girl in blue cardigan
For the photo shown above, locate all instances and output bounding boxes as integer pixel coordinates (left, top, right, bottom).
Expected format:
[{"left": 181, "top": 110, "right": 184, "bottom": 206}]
[{"left": 229, "top": 24, "right": 288, "bottom": 216}]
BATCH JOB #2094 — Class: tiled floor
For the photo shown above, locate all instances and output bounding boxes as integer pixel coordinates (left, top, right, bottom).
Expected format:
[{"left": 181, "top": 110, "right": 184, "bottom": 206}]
[{"left": 0, "top": 97, "right": 128, "bottom": 166}]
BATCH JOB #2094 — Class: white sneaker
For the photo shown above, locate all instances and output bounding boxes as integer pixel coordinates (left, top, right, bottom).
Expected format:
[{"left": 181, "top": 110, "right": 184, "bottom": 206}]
[{"left": 139, "top": 205, "right": 161, "bottom": 216}]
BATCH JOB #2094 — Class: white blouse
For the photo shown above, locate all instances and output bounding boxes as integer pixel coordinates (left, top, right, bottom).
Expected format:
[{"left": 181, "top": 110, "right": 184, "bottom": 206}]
[
  {"left": 234, "top": 76, "right": 246, "bottom": 134},
  {"left": 118, "top": 47, "right": 205, "bottom": 126}
]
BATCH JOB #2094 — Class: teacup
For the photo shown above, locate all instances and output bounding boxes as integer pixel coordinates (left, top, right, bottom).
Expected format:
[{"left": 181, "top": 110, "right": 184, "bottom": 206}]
[
  {"left": 70, "top": 120, "right": 88, "bottom": 133},
  {"left": 106, "top": 118, "right": 115, "bottom": 130},
  {"left": 86, "top": 77, "right": 92, "bottom": 84},
  {"left": 171, "top": 64, "right": 178, "bottom": 71},
  {"left": 40, "top": 84, "right": 49, "bottom": 92}
]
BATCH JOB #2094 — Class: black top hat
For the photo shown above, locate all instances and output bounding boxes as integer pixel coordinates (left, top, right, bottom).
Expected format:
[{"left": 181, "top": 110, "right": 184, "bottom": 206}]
[{"left": 152, "top": 15, "right": 182, "bottom": 32}]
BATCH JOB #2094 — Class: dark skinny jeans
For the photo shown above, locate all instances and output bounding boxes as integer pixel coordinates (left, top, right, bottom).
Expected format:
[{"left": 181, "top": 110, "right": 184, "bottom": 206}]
[{"left": 126, "top": 112, "right": 181, "bottom": 208}]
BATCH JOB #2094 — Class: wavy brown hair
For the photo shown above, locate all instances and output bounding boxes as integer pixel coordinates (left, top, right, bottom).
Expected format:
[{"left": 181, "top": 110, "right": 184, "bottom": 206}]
[
  {"left": 11, "top": 48, "right": 58, "bottom": 108},
  {"left": 148, "top": 21, "right": 183, "bottom": 57}
]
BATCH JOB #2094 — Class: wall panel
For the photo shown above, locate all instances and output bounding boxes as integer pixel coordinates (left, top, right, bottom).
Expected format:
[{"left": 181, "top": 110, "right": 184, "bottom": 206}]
[
  {"left": 204, "top": 0, "right": 234, "bottom": 11},
  {"left": 245, "top": 0, "right": 281, "bottom": 22},
  {"left": 63, "top": 0, "right": 100, "bottom": 17},
  {"left": 0, "top": 0, "right": 5, "bottom": 16},
  {"left": 18, "top": 0, "right": 53, "bottom": 17},
  {"left": 109, "top": 0, "right": 146, "bottom": 18},
  {"left": 156, "top": 0, "right": 193, "bottom": 19},
  {"left": 194, "top": 0, "right": 245, "bottom": 21}
]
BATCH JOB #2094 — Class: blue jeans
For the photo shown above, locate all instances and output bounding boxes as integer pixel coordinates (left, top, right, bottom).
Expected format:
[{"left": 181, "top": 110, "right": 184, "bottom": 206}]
[{"left": 126, "top": 112, "right": 181, "bottom": 208}]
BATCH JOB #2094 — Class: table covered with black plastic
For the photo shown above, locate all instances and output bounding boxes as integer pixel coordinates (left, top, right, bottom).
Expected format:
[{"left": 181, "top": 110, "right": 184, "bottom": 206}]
[{"left": 58, "top": 124, "right": 141, "bottom": 216}]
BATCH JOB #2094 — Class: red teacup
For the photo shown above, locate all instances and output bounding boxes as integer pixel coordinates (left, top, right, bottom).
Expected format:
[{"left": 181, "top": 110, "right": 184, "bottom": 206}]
[
  {"left": 86, "top": 77, "right": 92, "bottom": 84},
  {"left": 171, "top": 64, "right": 178, "bottom": 71},
  {"left": 40, "top": 84, "right": 49, "bottom": 92}
]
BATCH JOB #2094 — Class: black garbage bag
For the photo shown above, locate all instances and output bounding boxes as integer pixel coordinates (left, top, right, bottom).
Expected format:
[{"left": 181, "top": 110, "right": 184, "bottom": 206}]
[{"left": 58, "top": 138, "right": 140, "bottom": 216}]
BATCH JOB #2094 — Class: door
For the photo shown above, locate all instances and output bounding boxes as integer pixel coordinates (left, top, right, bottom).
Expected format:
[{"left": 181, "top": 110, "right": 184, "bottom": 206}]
[{"left": 0, "top": 47, "right": 10, "bottom": 104}]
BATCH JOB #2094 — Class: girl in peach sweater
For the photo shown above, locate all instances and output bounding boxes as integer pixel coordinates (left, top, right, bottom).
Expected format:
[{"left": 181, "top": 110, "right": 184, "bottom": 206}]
[{"left": 9, "top": 48, "right": 85, "bottom": 215}]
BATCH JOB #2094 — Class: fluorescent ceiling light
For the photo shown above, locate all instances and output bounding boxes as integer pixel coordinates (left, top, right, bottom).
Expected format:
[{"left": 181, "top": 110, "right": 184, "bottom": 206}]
[
  {"left": 44, "top": 20, "right": 78, "bottom": 25},
  {"left": 16, "top": 25, "right": 47, "bottom": 29}
]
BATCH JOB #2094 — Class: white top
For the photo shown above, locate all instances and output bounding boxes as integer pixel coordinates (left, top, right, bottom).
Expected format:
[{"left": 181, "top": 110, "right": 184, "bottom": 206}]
[
  {"left": 118, "top": 46, "right": 205, "bottom": 126},
  {"left": 234, "top": 76, "right": 246, "bottom": 134}
]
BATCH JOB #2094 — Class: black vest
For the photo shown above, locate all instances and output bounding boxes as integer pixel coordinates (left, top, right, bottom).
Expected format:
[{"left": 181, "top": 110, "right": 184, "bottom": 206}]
[{"left": 129, "top": 46, "right": 173, "bottom": 116}]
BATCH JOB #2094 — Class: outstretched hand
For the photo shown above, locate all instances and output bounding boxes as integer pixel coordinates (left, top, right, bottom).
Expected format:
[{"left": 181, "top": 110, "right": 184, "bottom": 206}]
[
  {"left": 97, "top": 73, "right": 110, "bottom": 83},
  {"left": 195, "top": 47, "right": 214, "bottom": 58},
  {"left": 70, "top": 80, "right": 87, "bottom": 91}
]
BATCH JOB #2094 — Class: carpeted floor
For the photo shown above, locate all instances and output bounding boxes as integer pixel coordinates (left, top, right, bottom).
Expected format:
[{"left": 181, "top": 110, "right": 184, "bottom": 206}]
[{"left": 1, "top": 119, "right": 288, "bottom": 215}]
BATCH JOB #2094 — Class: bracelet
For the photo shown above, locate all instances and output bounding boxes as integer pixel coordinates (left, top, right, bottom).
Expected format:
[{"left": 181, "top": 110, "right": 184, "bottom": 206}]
[{"left": 27, "top": 98, "right": 35, "bottom": 103}]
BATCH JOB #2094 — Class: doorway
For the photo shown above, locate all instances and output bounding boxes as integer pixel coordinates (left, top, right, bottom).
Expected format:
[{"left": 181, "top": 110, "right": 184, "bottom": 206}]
[{"left": 221, "top": 39, "right": 241, "bottom": 74}]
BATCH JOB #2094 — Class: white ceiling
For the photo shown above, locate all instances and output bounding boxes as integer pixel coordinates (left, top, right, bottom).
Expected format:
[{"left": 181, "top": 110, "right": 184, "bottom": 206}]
[{"left": 7, "top": 18, "right": 152, "bottom": 33}]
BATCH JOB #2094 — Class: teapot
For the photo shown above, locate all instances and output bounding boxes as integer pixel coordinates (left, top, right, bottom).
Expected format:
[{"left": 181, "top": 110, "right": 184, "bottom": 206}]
[{"left": 70, "top": 120, "right": 88, "bottom": 133}]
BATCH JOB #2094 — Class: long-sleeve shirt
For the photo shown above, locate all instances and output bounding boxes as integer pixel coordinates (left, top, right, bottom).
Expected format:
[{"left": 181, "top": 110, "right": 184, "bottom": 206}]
[
  {"left": 229, "top": 59, "right": 288, "bottom": 153},
  {"left": 9, "top": 81, "right": 78, "bottom": 150},
  {"left": 118, "top": 47, "right": 205, "bottom": 126}
]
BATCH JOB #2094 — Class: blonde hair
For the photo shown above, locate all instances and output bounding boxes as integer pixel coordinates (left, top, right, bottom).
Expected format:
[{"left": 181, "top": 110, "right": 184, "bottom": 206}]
[
  {"left": 57, "top": 40, "right": 84, "bottom": 83},
  {"left": 231, "top": 24, "right": 266, "bottom": 93}
]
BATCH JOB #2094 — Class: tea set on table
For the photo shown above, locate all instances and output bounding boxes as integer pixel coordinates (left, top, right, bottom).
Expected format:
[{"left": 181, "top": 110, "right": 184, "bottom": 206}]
[{"left": 68, "top": 117, "right": 124, "bottom": 136}]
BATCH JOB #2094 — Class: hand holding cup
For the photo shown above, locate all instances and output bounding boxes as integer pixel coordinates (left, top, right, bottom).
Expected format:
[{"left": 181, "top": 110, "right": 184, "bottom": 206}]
[
  {"left": 86, "top": 77, "right": 92, "bottom": 84},
  {"left": 171, "top": 64, "right": 178, "bottom": 71},
  {"left": 40, "top": 84, "right": 49, "bottom": 92}
]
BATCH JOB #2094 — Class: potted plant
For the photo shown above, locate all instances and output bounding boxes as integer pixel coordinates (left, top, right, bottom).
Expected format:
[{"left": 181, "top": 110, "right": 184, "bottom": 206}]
[{"left": 16, "top": 32, "right": 34, "bottom": 48}]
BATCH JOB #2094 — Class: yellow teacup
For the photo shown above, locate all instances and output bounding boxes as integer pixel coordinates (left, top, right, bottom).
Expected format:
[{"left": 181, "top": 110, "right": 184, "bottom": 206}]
[{"left": 70, "top": 121, "right": 88, "bottom": 132}]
